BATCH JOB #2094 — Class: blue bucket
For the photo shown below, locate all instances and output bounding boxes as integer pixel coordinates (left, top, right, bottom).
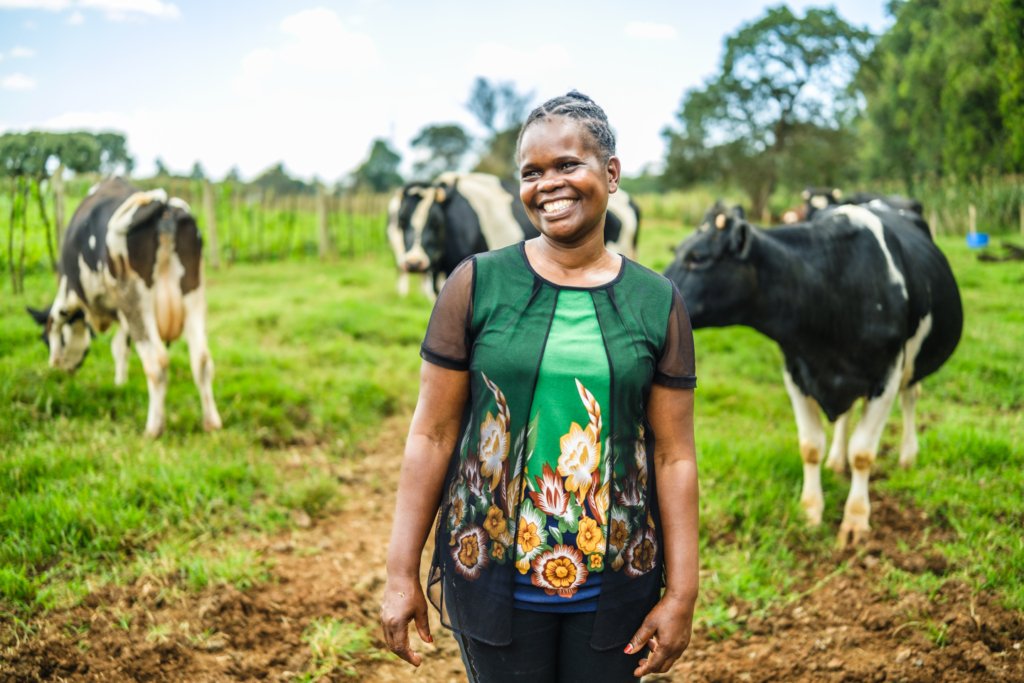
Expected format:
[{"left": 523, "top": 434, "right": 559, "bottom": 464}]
[{"left": 966, "top": 232, "right": 989, "bottom": 249}]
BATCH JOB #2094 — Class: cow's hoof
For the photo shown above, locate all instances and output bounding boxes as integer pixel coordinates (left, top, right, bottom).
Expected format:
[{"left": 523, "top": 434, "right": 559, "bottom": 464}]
[
  {"left": 144, "top": 426, "right": 163, "bottom": 439},
  {"left": 835, "top": 520, "right": 870, "bottom": 549},
  {"left": 800, "top": 498, "right": 823, "bottom": 526},
  {"left": 826, "top": 454, "right": 846, "bottom": 475},
  {"left": 203, "top": 415, "right": 223, "bottom": 431}
]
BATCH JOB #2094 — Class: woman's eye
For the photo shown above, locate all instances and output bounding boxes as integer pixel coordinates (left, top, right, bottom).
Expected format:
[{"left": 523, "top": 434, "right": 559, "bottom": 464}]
[{"left": 560, "top": 162, "right": 579, "bottom": 171}]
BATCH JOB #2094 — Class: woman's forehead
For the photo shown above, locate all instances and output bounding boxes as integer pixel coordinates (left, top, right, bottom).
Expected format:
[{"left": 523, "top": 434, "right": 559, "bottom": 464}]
[{"left": 519, "top": 117, "right": 597, "bottom": 158}]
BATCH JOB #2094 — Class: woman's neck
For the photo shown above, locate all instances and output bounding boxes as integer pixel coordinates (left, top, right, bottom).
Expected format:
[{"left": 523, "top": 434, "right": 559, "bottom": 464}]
[{"left": 524, "top": 232, "right": 621, "bottom": 288}]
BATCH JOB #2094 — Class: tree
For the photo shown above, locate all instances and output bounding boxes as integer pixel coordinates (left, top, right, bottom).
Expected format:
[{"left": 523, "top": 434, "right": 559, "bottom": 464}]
[
  {"left": 154, "top": 157, "right": 171, "bottom": 177},
  {"left": 190, "top": 161, "right": 206, "bottom": 181},
  {"left": 663, "top": 6, "right": 874, "bottom": 216},
  {"left": 466, "top": 77, "right": 533, "bottom": 180},
  {"left": 410, "top": 123, "right": 472, "bottom": 179},
  {"left": 351, "top": 139, "right": 403, "bottom": 192},
  {"left": 858, "top": 0, "right": 1024, "bottom": 184},
  {"left": 251, "top": 162, "right": 314, "bottom": 196}
]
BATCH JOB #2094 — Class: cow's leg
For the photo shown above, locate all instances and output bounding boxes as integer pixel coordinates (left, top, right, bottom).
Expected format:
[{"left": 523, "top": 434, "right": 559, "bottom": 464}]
[
  {"left": 396, "top": 271, "right": 410, "bottom": 297},
  {"left": 826, "top": 409, "right": 852, "bottom": 474},
  {"left": 120, "top": 279, "right": 170, "bottom": 437},
  {"left": 838, "top": 355, "right": 904, "bottom": 547},
  {"left": 111, "top": 322, "right": 130, "bottom": 386},
  {"left": 183, "top": 287, "right": 222, "bottom": 431},
  {"left": 899, "top": 384, "right": 920, "bottom": 468},
  {"left": 783, "top": 370, "right": 827, "bottom": 526},
  {"left": 421, "top": 272, "right": 439, "bottom": 302}
]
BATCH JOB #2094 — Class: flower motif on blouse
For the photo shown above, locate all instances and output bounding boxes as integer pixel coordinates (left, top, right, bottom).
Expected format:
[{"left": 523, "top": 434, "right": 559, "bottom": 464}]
[
  {"left": 515, "top": 499, "right": 548, "bottom": 573},
  {"left": 448, "top": 486, "right": 468, "bottom": 532},
  {"left": 635, "top": 426, "right": 649, "bottom": 489},
  {"left": 483, "top": 505, "right": 508, "bottom": 541},
  {"left": 557, "top": 379, "right": 603, "bottom": 505},
  {"left": 576, "top": 515, "right": 605, "bottom": 556},
  {"left": 451, "top": 526, "right": 490, "bottom": 580},
  {"left": 529, "top": 463, "right": 570, "bottom": 520},
  {"left": 624, "top": 527, "right": 658, "bottom": 578},
  {"left": 586, "top": 472, "right": 610, "bottom": 527},
  {"left": 531, "top": 544, "right": 589, "bottom": 598},
  {"left": 479, "top": 374, "right": 512, "bottom": 492},
  {"left": 609, "top": 508, "right": 631, "bottom": 552}
]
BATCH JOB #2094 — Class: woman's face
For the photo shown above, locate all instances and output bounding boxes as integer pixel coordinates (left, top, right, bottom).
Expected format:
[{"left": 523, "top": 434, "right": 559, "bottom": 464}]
[{"left": 518, "top": 117, "right": 620, "bottom": 247}]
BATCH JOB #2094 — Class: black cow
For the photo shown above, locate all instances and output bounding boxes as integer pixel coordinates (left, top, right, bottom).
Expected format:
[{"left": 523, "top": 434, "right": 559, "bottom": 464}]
[
  {"left": 27, "top": 177, "right": 222, "bottom": 437},
  {"left": 665, "top": 203, "right": 962, "bottom": 546},
  {"left": 390, "top": 171, "right": 641, "bottom": 297}
]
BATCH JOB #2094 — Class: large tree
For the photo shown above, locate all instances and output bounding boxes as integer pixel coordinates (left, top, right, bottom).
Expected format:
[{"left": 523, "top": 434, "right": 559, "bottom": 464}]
[
  {"left": 663, "top": 5, "right": 874, "bottom": 216},
  {"left": 351, "top": 139, "right": 403, "bottom": 193},
  {"left": 410, "top": 123, "right": 472, "bottom": 180},
  {"left": 466, "top": 77, "right": 533, "bottom": 180},
  {"left": 858, "top": 0, "right": 1024, "bottom": 185}
]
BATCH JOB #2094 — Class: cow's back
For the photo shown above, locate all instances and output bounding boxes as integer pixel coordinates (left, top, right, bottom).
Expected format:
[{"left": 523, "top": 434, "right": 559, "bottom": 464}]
[{"left": 61, "top": 178, "right": 138, "bottom": 297}]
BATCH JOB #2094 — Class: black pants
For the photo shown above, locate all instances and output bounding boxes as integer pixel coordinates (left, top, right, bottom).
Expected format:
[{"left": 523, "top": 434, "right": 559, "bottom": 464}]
[{"left": 453, "top": 609, "right": 642, "bottom": 683}]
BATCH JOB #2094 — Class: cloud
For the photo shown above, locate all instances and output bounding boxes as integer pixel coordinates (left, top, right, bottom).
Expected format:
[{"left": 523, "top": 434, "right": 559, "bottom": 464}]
[
  {"left": 2, "top": 73, "right": 37, "bottom": 90},
  {"left": 0, "top": 0, "right": 179, "bottom": 20},
  {"left": 624, "top": 21, "right": 678, "bottom": 41},
  {"left": 11, "top": 46, "right": 35, "bottom": 58},
  {"left": 67, "top": 8, "right": 82, "bottom": 22},
  {"left": 234, "top": 8, "right": 378, "bottom": 96}
]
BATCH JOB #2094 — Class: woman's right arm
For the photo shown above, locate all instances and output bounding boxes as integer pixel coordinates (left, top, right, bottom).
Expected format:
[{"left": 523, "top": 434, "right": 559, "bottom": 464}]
[{"left": 380, "top": 361, "right": 469, "bottom": 667}]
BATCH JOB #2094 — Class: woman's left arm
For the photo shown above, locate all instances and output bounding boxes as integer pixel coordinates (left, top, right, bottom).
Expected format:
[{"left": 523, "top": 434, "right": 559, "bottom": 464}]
[{"left": 627, "top": 383, "right": 698, "bottom": 677}]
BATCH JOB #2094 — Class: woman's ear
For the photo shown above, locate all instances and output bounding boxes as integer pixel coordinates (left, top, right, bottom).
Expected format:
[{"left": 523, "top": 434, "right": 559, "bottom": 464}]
[{"left": 607, "top": 156, "right": 621, "bottom": 193}]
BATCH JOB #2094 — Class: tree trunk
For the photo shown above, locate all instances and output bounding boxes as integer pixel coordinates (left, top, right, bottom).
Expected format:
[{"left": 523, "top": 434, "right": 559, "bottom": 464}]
[
  {"left": 202, "top": 180, "right": 221, "bottom": 269},
  {"left": 18, "top": 178, "right": 29, "bottom": 294},
  {"left": 7, "top": 177, "right": 17, "bottom": 294}
]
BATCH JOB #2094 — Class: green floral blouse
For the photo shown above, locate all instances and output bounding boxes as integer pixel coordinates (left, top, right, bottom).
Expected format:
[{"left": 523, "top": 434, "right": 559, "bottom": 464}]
[{"left": 421, "top": 242, "right": 696, "bottom": 649}]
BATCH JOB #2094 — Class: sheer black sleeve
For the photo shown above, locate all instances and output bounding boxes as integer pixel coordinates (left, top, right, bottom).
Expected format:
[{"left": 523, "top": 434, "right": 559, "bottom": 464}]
[
  {"left": 654, "top": 283, "right": 697, "bottom": 388},
  {"left": 420, "top": 258, "right": 475, "bottom": 371}
]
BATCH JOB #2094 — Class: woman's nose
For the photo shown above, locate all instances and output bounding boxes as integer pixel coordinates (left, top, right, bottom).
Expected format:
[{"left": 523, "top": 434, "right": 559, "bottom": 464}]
[{"left": 537, "top": 173, "right": 565, "bottom": 192}]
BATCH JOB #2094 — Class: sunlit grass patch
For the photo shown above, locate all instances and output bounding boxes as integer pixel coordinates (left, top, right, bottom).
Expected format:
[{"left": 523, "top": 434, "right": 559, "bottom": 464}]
[{"left": 298, "top": 617, "right": 379, "bottom": 681}]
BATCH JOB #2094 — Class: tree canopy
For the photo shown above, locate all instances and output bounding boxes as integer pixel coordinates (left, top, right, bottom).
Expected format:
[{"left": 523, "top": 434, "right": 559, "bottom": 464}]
[
  {"left": 466, "top": 77, "right": 533, "bottom": 180},
  {"left": 857, "top": 0, "right": 1024, "bottom": 185},
  {"left": 663, "top": 6, "right": 874, "bottom": 215},
  {"left": 351, "top": 139, "right": 403, "bottom": 193},
  {"left": 410, "top": 123, "right": 472, "bottom": 180},
  {"left": 0, "top": 131, "right": 132, "bottom": 179}
]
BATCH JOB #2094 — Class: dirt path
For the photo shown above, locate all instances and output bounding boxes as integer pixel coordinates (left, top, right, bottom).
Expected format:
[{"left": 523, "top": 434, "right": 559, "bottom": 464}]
[{"left": 2, "top": 414, "right": 1022, "bottom": 682}]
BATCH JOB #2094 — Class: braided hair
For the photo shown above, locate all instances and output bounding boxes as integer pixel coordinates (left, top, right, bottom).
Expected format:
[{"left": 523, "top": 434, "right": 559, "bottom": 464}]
[{"left": 516, "top": 90, "right": 617, "bottom": 163}]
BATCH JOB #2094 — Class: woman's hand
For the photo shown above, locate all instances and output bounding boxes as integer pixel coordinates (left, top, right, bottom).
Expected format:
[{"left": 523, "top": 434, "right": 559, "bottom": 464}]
[
  {"left": 625, "top": 593, "right": 695, "bottom": 676},
  {"left": 380, "top": 575, "right": 433, "bottom": 667}
]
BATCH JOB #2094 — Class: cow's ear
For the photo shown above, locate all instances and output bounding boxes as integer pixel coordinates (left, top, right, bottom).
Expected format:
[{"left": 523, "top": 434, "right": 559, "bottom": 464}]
[
  {"left": 26, "top": 306, "right": 50, "bottom": 326},
  {"left": 729, "top": 220, "right": 752, "bottom": 258}
]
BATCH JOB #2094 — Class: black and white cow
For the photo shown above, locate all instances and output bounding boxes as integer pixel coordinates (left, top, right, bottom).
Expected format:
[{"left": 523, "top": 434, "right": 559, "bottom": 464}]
[
  {"left": 802, "top": 187, "right": 925, "bottom": 222},
  {"left": 390, "top": 171, "right": 640, "bottom": 297},
  {"left": 665, "top": 203, "right": 962, "bottom": 546},
  {"left": 27, "top": 177, "right": 221, "bottom": 437}
]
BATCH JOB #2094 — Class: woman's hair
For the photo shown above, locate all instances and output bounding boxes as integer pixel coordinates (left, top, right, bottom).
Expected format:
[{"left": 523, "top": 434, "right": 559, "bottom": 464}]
[{"left": 516, "top": 90, "right": 616, "bottom": 162}]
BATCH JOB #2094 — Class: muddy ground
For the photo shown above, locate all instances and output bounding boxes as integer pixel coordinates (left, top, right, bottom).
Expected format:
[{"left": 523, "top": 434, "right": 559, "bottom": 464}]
[{"left": 2, "top": 415, "right": 1022, "bottom": 682}]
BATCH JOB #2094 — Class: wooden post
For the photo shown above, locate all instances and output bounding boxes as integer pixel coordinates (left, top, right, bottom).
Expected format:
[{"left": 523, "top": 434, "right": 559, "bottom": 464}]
[
  {"left": 929, "top": 209, "right": 939, "bottom": 238},
  {"left": 317, "top": 186, "right": 331, "bottom": 260},
  {"left": 1019, "top": 201, "right": 1023, "bottom": 237},
  {"left": 53, "top": 163, "right": 66, "bottom": 253},
  {"left": 968, "top": 204, "right": 977, "bottom": 236},
  {"left": 202, "top": 180, "right": 220, "bottom": 269}
]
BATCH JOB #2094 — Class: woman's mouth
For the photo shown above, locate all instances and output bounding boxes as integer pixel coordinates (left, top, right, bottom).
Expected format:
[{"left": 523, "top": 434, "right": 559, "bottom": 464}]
[{"left": 541, "top": 198, "right": 577, "bottom": 217}]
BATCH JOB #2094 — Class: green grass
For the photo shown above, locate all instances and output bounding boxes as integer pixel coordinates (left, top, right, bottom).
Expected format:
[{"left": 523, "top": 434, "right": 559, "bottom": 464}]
[
  {"left": 1, "top": 251, "right": 430, "bottom": 620},
  {"left": 0, "top": 202, "right": 1021, "bottom": 646},
  {"left": 298, "top": 617, "right": 380, "bottom": 681}
]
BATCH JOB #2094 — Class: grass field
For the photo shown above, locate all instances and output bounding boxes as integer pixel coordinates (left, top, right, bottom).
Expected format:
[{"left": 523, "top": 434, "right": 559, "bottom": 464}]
[{"left": 1, "top": 215, "right": 1022, "bottom": 648}]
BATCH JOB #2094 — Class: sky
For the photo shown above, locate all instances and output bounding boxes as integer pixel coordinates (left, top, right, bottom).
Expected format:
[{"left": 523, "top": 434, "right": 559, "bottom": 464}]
[{"left": 0, "top": 0, "right": 891, "bottom": 182}]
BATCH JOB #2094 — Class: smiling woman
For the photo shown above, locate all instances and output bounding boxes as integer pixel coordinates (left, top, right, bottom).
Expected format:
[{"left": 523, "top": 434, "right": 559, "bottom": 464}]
[{"left": 380, "top": 91, "right": 701, "bottom": 683}]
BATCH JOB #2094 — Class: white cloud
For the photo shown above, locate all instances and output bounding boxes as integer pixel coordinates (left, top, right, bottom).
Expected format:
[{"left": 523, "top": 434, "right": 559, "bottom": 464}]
[
  {"left": 67, "top": 8, "right": 82, "bottom": 22},
  {"left": 624, "top": 21, "right": 678, "bottom": 41},
  {"left": 0, "top": 0, "right": 178, "bottom": 20},
  {"left": 0, "top": 0, "right": 71, "bottom": 9},
  {"left": 11, "top": 46, "right": 35, "bottom": 58},
  {"left": 2, "top": 73, "right": 37, "bottom": 90},
  {"left": 79, "top": 0, "right": 179, "bottom": 20},
  {"left": 234, "top": 8, "right": 378, "bottom": 96}
]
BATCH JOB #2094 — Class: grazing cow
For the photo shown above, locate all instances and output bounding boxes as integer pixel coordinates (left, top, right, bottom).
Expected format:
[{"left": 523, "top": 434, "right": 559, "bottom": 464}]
[
  {"left": 391, "top": 172, "right": 641, "bottom": 296},
  {"left": 27, "top": 177, "right": 222, "bottom": 437},
  {"left": 802, "top": 186, "right": 925, "bottom": 221},
  {"left": 385, "top": 185, "right": 436, "bottom": 299},
  {"left": 664, "top": 203, "right": 962, "bottom": 546}
]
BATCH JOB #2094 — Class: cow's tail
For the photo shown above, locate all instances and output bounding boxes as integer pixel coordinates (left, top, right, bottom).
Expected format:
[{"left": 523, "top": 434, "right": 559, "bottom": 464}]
[{"left": 154, "top": 231, "right": 186, "bottom": 342}]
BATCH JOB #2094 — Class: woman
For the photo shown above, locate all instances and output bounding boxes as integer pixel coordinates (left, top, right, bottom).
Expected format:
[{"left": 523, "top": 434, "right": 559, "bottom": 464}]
[{"left": 380, "top": 91, "right": 699, "bottom": 682}]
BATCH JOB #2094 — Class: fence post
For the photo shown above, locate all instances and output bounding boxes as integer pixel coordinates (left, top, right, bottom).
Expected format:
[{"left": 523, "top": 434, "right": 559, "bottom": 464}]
[
  {"left": 968, "top": 204, "right": 977, "bottom": 236},
  {"left": 1019, "top": 201, "right": 1023, "bottom": 237},
  {"left": 317, "top": 186, "right": 331, "bottom": 260},
  {"left": 53, "top": 163, "right": 66, "bottom": 252},
  {"left": 202, "top": 180, "right": 221, "bottom": 269}
]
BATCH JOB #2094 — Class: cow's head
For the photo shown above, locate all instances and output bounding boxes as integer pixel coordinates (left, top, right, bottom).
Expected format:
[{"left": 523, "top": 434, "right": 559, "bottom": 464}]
[
  {"left": 663, "top": 203, "right": 755, "bottom": 328},
  {"left": 397, "top": 182, "right": 451, "bottom": 273},
  {"left": 802, "top": 187, "right": 842, "bottom": 220},
  {"left": 27, "top": 296, "right": 93, "bottom": 372}
]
